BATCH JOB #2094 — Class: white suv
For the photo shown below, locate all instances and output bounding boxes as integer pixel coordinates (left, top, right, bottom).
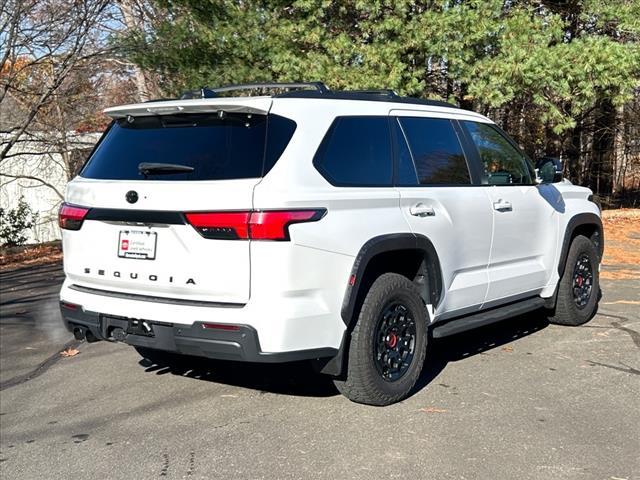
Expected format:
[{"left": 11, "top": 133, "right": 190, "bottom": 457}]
[{"left": 59, "top": 82, "right": 603, "bottom": 405}]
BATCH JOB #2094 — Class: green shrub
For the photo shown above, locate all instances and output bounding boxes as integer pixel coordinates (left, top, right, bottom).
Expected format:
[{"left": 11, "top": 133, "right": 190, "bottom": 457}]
[{"left": 0, "top": 197, "right": 39, "bottom": 247}]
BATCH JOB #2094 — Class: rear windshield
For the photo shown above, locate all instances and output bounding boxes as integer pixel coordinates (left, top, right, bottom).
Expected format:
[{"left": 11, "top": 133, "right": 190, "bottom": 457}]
[{"left": 80, "top": 113, "right": 296, "bottom": 181}]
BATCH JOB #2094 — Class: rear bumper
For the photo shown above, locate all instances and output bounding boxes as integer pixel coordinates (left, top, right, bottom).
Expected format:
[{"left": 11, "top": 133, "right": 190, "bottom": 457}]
[{"left": 60, "top": 301, "right": 337, "bottom": 363}]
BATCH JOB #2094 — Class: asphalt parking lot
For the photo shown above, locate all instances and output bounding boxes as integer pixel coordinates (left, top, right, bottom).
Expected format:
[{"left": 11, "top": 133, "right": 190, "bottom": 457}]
[{"left": 1, "top": 263, "right": 638, "bottom": 480}]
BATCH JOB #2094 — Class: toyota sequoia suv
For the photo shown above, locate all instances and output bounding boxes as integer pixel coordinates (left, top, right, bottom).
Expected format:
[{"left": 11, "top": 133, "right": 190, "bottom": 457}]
[{"left": 59, "top": 82, "right": 603, "bottom": 406}]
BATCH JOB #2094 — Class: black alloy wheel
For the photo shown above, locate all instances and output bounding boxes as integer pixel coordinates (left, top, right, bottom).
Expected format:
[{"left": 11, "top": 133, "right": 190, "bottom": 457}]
[
  {"left": 572, "top": 253, "right": 594, "bottom": 309},
  {"left": 373, "top": 302, "right": 416, "bottom": 382}
]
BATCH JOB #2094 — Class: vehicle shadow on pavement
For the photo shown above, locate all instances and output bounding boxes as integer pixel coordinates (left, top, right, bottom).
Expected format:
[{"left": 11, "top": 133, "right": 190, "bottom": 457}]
[
  {"left": 414, "top": 311, "right": 550, "bottom": 393},
  {"left": 138, "top": 355, "right": 341, "bottom": 398},
  {"left": 137, "top": 311, "right": 550, "bottom": 400}
]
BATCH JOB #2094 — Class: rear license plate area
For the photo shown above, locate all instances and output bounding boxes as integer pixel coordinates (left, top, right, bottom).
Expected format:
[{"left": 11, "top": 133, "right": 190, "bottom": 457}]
[{"left": 118, "top": 230, "right": 157, "bottom": 260}]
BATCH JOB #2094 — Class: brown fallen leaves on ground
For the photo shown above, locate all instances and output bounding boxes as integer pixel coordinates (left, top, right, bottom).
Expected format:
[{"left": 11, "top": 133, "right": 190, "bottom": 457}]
[
  {"left": 0, "top": 242, "right": 62, "bottom": 270},
  {"left": 600, "top": 209, "right": 640, "bottom": 280},
  {"left": 60, "top": 347, "right": 80, "bottom": 357}
]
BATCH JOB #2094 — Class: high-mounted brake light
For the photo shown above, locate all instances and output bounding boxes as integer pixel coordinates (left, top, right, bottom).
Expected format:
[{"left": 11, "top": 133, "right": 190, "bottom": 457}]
[
  {"left": 185, "top": 209, "right": 325, "bottom": 241},
  {"left": 59, "top": 203, "right": 90, "bottom": 230}
]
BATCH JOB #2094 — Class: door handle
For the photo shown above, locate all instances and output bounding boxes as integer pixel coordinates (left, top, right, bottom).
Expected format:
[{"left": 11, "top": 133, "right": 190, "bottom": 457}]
[
  {"left": 410, "top": 203, "right": 435, "bottom": 217},
  {"left": 493, "top": 199, "right": 513, "bottom": 212}
]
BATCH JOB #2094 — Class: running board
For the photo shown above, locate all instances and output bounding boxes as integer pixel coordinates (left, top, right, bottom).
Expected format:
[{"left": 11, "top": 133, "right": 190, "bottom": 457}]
[{"left": 431, "top": 297, "right": 545, "bottom": 338}]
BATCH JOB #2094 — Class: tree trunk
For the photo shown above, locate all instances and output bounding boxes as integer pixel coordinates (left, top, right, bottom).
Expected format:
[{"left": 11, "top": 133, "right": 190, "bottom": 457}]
[
  {"left": 592, "top": 98, "right": 616, "bottom": 197},
  {"left": 612, "top": 104, "right": 626, "bottom": 196}
]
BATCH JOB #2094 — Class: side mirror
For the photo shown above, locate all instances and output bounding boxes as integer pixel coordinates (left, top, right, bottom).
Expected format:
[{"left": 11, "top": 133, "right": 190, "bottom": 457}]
[{"left": 536, "top": 157, "right": 563, "bottom": 184}]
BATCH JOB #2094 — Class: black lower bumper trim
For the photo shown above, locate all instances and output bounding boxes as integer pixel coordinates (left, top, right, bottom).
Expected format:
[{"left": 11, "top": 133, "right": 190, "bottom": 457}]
[{"left": 59, "top": 302, "right": 337, "bottom": 363}]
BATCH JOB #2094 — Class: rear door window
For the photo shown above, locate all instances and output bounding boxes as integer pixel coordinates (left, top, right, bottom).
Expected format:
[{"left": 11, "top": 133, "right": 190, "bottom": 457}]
[
  {"left": 80, "top": 113, "right": 296, "bottom": 181},
  {"left": 396, "top": 117, "right": 471, "bottom": 185},
  {"left": 314, "top": 116, "right": 392, "bottom": 186}
]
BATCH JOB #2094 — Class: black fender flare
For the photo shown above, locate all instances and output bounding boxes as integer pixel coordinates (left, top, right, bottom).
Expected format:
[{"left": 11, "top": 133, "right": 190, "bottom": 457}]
[
  {"left": 340, "top": 233, "right": 443, "bottom": 327},
  {"left": 318, "top": 233, "right": 443, "bottom": 377},
  {"left": 557, "top": 212, "right": 604, "bottom": 277}
]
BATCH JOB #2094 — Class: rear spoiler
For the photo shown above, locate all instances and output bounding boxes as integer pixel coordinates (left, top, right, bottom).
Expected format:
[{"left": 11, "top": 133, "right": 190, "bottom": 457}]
[{"left": 104, "top": 97, "right": 273, "bottom": 119}]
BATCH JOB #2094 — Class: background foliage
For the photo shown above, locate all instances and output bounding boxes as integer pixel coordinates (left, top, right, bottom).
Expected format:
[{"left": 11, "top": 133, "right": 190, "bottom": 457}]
[
  {"left": 0, "top": 196, "right": 38, "bottom": 246},
  {"left": 2, "top": 0, "right": 639, "bottom": 212},
  {"left": 118, "top": 0, "right": 640, "bottom": 204}
]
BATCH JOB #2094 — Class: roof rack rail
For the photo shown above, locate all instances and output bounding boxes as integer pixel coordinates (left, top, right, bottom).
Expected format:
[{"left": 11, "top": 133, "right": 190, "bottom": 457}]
[
  {"left": 274, "top": 89, "right": 458, "bottom": 109},
  {"left": 180, "top": 82, "right": 329, "bottom": 99},
  {"left": 343, "top": 89, "right": 399, "bottom": 97},
  {"left": 176, "top": 81, "right": 458, "bottom": 109}
]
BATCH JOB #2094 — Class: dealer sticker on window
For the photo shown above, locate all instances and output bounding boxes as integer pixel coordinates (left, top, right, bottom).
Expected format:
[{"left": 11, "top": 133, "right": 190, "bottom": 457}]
[{"left": 118, "top": 230, "right": 157, "bottom": 260}]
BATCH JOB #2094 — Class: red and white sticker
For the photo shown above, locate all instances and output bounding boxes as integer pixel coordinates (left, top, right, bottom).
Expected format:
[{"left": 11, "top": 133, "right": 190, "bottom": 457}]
[{"left": 118, "top": 230, "right": 157, "bottom": 260}]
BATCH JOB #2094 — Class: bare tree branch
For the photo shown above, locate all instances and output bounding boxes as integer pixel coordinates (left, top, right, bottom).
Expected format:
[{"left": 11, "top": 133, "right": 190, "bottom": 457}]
[
  {"left": 0, "top": 0, "right": 114, "bottom": 160},
  {"left": 0, "top": 172, "right": 64, "bottom": 199}
]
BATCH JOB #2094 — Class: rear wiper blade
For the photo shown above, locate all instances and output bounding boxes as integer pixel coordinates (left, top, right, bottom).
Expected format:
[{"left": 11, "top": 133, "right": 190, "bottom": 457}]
[{"left": 138, "top": 162, "right": 194, "bottom": 176}]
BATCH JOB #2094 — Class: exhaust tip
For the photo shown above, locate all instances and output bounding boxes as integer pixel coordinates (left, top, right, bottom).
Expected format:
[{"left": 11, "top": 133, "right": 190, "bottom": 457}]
[
  {"left": 85, "top": 329, "right": 98, "bottom": 343},
  {"left": 73, "top": 327, "right": 86, "bottom": 341}
]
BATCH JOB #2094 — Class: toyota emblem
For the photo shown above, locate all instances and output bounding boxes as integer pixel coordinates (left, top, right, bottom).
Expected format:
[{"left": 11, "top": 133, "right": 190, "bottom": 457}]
[{"left": 126, "top": 190, "right": 139, "bottom": 204}]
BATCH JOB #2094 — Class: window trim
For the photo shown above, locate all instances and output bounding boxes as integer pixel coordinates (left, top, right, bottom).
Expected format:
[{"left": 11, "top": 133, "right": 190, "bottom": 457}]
[
  {"left": 459, "top": 120, "right": 537, "bottom": 187},
  {"left": 312, "top": 115, "right": 394, "bottom": 188},
  {"left": 392, "top": 116, "right": 475, "bottom": 188}
]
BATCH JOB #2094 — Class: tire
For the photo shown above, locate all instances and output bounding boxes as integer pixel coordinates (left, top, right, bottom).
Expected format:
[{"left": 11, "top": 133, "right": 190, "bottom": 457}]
[
  {"left": 334, "top": 273, "right": 428, "bottom": 406},
  {"left": 548, "top": 235, "right": 600, "bottom": 326}
]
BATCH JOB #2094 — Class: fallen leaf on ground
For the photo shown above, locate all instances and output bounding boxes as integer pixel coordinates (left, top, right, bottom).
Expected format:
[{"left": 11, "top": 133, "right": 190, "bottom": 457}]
[
  {"left": 419, "top": 407, "right": 448, "bottom": 413},
  {"left": 502, "top": 346, "right": 513, "bottom": 352},
  {"left": 60, "top": 348, "right": 80, "bottom": 357}
]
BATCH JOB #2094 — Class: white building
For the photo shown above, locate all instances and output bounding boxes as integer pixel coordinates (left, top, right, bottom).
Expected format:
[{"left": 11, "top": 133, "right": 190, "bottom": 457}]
[{"left": 1, "top": 131, "right": 99, "bottom": 244}]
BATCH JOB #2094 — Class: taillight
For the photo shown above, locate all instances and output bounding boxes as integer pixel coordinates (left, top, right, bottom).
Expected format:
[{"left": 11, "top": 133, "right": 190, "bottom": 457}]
[
  {"left": 185, "top": 209, "right": 325, "bottom": 241},
  {"left": 59, "top": 203, "right": 90, "bottom": 230},
  {"left": 249, "top": 210, "right": 323, "bottom": 240},
  {"left": 184, "top": 212, "right": 251, "bottom": 240}
]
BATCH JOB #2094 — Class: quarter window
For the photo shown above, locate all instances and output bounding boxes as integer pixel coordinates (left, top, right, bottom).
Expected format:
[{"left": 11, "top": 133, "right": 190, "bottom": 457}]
[
  {"left": 397, "top": 117, "right": 471, "bottom": 185},
  {"left": 314, "top": 116, "right": 392, "bottom": 186},
  {"left": 462, "top": 121, "right": 533, "bottom": 185}
]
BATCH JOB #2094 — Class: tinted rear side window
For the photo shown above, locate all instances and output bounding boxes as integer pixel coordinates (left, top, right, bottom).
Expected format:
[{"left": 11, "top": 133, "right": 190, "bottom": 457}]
[
  {"left": 264, "top": 114, "right": 298, "bottom": 174},
  {"left": 314, "top": 116, "right": 392, "bottom": 186},
  {"left": 80, "top": 113, "right": 296, "bottom": 181},
  {"left": 397, "top": 117, "right": 470, "bottom": 185}
]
